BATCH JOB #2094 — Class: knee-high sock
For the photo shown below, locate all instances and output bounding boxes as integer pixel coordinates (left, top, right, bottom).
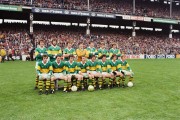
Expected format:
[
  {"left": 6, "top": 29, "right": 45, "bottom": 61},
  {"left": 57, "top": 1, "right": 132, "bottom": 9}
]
[
  {"left": 108, "top": 78, "right": 113, "bottom": 86},
  {"left": 46, "top": 80, "right": 50, "bottom": 91},
  {"left": 129, "top": 77, "right": 134, "bottom": 82},
  {"left": 50, "top": 81, "right": 55, "bottom": 90},
  {"left": 35, "top": 76, "right": 39, "bottom": 87},
  {"left": 98, "top": 77, "right": 103, "bottom": 88},
  {"left": 68, "top": 82, "right": 72, "bottom": 90},
  {"left": 77, "top": 80, "right": 81, "bottom": 89},
  {"left": 64, "top": 81, "right": 68, "bottom": 91},
  {"left": 81, "top": 80, "right": 84, "bottom": 88},
  {"left": 38, "top": 80, "right": 43, "bottom": 91},
  {"left": 122, "top": 77, "right": 125, "bottom": 85},
  {"left": 92, "top": 78, "right": 96, "bottom": 88}
]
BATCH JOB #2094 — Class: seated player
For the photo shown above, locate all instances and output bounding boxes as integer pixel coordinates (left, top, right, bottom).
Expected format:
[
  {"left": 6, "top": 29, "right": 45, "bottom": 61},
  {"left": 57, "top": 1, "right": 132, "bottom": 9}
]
[
  {"left": 65, "top": 55, "right": 83, "bottom": 92},
  {"left": 34, "top": 40, "right": 47, "bottom": 90},
  {"left": 78, "top": 56, "right": 94, "bottom": 90},
  {"left": 86, "top": 55, "right": 102, "bottom": 89},
  {"left": 120, "top": 54, "right": 134, "bottom": 87},
  {"left": 37, "top": 54, "right": 53, "bottom": 95},
  {"left": 51, "top": 54, "right": 67, "bottom": 94},
  {"left": 109, "top": 54, "right": 124, "bottom": 87},
  {"left": 98, "top": 54, "right": 114, "bottom": 89}
]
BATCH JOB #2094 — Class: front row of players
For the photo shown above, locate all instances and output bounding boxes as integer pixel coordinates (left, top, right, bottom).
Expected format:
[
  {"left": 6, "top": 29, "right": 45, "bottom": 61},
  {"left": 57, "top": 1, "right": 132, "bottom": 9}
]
[{"left": 36, "top": 53, "right": 134, "bottom": 95}]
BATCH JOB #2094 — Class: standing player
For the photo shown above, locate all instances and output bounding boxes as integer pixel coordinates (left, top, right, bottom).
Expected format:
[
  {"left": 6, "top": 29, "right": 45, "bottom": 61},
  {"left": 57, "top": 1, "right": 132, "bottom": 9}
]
[
  {"left": 51, "top": 54, "right": 67, "bottom": 93},
  {"left": 109, "top": 43, "right": 121, "bottom": 58},
  {"left": 98, "top": 54, "right": 113, "bottom": 89},
  {"left": 47, "top": 39, "right": 62, "bottom": 62},
  {"left": 34, "top": 40, "right": 47, "bottom": 89},
  {"left": 97, "top": 42, "right": 109, "bottom": 59},
  {"left": 86, "top": 41, "right": 97, "bottom": 59},
  {"left": 86, "top": 55, "right": 101, "bottom": 89},
  {"left": 65, "top": 55, "right": 83, "bottom": 92},
  {"left": 63, "top": 42, "right": 76, "bottom": 61},
  {"left": 76, "top": 43, "right": 87, "bottom": 62},
  {"left": 37, "top": 54, "right": 53, "bottom": 95},
  {"left": 120, "top": 54, "right": 134, "bottom": 87}
]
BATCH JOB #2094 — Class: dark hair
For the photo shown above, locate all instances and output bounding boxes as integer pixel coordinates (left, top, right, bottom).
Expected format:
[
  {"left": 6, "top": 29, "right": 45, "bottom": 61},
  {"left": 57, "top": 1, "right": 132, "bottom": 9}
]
[
  {"left": 100, "top": 54, "right": 106, "bottom": 59},
  {"left": 42, "top": 54, "right": 48, "bottom": 58},
  {"left": 90, "top": 55, "right": 96, "bottom": 59},
  {"left": 39, "top": 40, "right": 44, "bottom": 44},
  {"left": 111, "top": 54, "right": 117, "bottom": 59},
  {"left": 69, "top": 54, "right": 74, "bottom": 59}
]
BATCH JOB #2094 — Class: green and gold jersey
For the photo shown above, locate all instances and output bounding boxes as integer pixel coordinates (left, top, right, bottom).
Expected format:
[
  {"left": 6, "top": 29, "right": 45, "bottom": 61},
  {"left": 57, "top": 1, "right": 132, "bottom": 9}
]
[
  {"left": 109, "top": 48, "right": 121, "bottom": 58},
  {"left": 78, "top": 62, "right": 89, "bottom": 73},
  {"left": 47, "top": 45, "right": 62, "bottom": 62},
  {"left": 35, "top": 47, "right": 47, "bottom": 62},
  {"left": 86, "top": 47, "right": 97, "bottom": 58},
  {"left": 52, "top": 61, "right": 66, "bottom": 74},
  {"left": 109, "top": 60, "right": 122, "bottom": 72},
  {"left": 63, "top": 48, "right": 76, "bottom": 61},
  {"left": 119, "top": 60, "right": 131, "bottom": 71},
  {"left": 98, "top": 60, "right": 111, "bottom": 73},
  {"left": 86, "top": 60, "right": 101, "bottom": 72},
  {"left": 65, "top": 61, "right": 79, "bottom": 74},
  {"left": 97, "top": 48, "right": 109, "bottom": 58},
  {"left": 37, "top": 61, "right": 53, "bottom": 74}
]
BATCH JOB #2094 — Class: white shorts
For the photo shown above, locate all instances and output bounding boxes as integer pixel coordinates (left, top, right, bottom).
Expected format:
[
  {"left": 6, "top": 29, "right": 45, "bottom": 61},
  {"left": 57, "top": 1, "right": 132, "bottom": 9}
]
[
  {"left": 53, "top": 73, "right": 64, "bottom": 79},
  {"left": 102, "top": 72, "right": 108, "bottom": 75},
  {"left": 82, "top": 73, "right": 88, "bottom": 78},
  {"left": 90, "top": 71, "right": 98, "bottom": 75},
  {"left": 39, "top": 73, "right": 51, "bottom": 80}
]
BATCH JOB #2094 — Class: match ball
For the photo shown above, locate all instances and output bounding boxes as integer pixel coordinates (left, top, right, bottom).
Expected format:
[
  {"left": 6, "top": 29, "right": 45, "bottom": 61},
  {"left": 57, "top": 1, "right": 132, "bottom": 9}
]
[
  {"left": 127, "top": 82, "right": 133, "bottom": 87},
  {"left": 88, "top": 85, "right": 94, "bottom": 91},
  {"left": 71, "top": 85, "right": 77, "bottom": 92}
]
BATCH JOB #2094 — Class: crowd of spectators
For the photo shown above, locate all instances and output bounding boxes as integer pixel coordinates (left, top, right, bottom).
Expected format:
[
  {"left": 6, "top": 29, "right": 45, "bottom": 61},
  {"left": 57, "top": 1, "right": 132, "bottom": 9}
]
[
  {"left": 1, "top": 26, "right": 180, "bottom": 57},
  {"left": 0, "top": 0, "right": 180, "bottom": 19}
]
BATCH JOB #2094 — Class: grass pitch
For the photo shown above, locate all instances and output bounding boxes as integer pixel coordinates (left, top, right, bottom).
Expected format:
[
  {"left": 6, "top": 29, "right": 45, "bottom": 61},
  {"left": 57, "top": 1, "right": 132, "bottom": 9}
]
[{"left": 0, "top": 59, "right": 179, "bottom": 120}]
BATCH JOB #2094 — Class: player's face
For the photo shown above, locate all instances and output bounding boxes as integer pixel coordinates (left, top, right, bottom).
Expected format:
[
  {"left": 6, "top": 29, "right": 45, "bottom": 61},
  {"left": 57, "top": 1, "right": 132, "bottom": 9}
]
[
  {"left": 113, "top": 56, "right": 117, "bottom": 61},
  {"left": 102, "top": 57, "right": 106, "bottom": 62},
  {"left": 56, "top": 57, "right": 61, "bottom": 63},
  {"left": 52, "top": 41, "right": 57, "bottom": 46},
  {"left": 40, "top": 41, "right": 44, "bottom": 47},
  {"left": 69, "top": 57, "right": 74, "bottom": 62},
  {"left": 90, "top": 43, "right": 94, "bottom": 47},
  {"left": 91, "top": 56, "right": 96, "bottom": 62},
  {"left": 82, "top": 57, "right": 86, "bottom": 62},
  {"left": 79, "top": 44, "right": 83, "bottom": 49},
  {"left": 68, "top": 43, "right": 72, "bottom": 48},
  {"left": 121, "top": 56, "right": 126, "bottom": 61},
  {"left": 43, "top": 57, "right": 48, "bottom": 63},
  {"left": 101, "top": 44, "right": 105, "bottom": 49},
  {"left": 113, "top": 45, "right": 116, "bottom": 49}
]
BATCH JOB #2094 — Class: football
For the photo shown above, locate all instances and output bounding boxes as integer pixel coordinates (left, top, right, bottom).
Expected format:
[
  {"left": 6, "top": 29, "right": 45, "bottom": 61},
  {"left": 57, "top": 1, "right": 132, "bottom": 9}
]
[
  {"left": 71, "top": 85, "right": 78, "bottom": 92},
  {"left": 127, "top": 82, "right": 133, "bottom": 87},
  {"left": 88, "top": 85, "right": 94, "bottom": 91}
]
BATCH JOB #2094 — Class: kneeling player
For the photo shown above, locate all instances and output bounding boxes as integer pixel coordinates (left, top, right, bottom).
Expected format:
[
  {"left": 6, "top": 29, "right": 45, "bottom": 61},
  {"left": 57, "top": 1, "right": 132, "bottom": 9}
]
[
  {"left": 99, "top": 55, "right": 114, "bottom": 89},
  {"left": 65, "top": 55, "right": 83, "bottom": 92},
  {"left": 87, "top": 55, "right": 102, "bottom": 89},
  {"left": 51, "top": 54, "right": 67, "bottom": 93},
  {"left": 120, "top": 54, "right": 134, "bottom": 87},
  {"left": 37, "top": 54, "right": 53, "bottom": 95}
]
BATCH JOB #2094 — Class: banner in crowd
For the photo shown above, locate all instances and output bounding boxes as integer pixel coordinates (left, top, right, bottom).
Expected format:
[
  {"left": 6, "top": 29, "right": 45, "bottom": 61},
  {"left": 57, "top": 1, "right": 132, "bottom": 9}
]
[
  {"left": 153, "top": 18, "right": 178, "bottom": 24},
  {"left": 0, "top": 5, "right": 22, "bottom": 11},
  {"left": 126, "top": 54, "right": 144, "bottom": 59},
  {"left": 145, "top": 54, "right": 176, "bottom": 59},
  {"left": 32, "top": 8, "right": 116, "bottom": 19}
]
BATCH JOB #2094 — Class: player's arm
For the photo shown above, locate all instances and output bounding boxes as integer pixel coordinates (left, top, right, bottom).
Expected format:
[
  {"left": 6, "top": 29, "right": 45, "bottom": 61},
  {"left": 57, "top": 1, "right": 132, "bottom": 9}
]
[
  {"left": 48, "top": 62, "right": 53, "bottom": 75},
  {"left": 35, "top": 48, "right": 41, "bottom": 58},
  {"left": 37, "top": 63, "right": 42, "bottom": 75},
  {"left": 126, "top": 63, "right": 132, "bottom": 71}
]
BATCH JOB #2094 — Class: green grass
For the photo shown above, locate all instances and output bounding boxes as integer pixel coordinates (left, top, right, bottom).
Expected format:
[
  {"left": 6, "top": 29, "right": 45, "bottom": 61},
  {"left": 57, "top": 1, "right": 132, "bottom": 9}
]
[{"left": 0, "top": 59, "right": 180, "bottom": 120}]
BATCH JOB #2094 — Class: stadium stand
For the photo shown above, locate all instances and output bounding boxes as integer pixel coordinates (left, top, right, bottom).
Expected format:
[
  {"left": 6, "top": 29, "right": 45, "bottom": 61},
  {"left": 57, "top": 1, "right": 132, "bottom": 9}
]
[{"left": 0, "top": 0, "right": 180, "bottom": 19}]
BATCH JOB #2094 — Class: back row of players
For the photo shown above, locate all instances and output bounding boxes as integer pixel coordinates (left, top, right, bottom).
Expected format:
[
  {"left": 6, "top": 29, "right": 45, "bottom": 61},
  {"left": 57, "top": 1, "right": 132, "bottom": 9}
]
[{"left": 35, "top": 39, "right": 134, "bottom": 95}]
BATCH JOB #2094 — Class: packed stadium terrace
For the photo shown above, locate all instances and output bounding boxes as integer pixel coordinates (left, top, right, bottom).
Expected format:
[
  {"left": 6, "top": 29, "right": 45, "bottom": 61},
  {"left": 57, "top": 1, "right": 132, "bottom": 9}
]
[
  {"left": 0, "top": 0, "right": 180, "bottom": 19},
  {"left": 0, "top": 26, "right": 180, "bottom": 56}
]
